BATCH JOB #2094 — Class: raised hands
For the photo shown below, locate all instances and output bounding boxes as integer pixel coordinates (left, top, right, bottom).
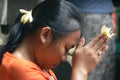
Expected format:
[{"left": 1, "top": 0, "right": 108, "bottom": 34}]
[{"left": 71, "top": 34, "right": 109, "bottom": 80}]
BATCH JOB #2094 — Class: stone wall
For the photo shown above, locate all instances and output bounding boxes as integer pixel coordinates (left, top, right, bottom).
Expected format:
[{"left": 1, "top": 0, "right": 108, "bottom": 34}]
[{"left": 0, "top": 0, "right": 8, "bottom": 45}]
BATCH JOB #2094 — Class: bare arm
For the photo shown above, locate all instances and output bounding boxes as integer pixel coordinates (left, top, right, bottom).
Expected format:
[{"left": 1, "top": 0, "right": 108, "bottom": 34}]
[{"left": 71, "top": 34, "right": 108, "bottom": 80}]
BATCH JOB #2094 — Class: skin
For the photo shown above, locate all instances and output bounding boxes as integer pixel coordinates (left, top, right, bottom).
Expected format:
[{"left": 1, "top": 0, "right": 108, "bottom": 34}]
[
  {"left": 12, "top": 26, "right": 109, "bottom": 80},
  {"left": 71, "top": 34, "right": 109, "bottom": 80},
  {"left": 13, "top": 27, "right": 81, "bottom": 70}
]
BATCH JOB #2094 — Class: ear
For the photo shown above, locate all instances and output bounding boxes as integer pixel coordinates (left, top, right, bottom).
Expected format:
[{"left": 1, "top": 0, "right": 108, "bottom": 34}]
[{"left": 39, "top": 27, "right": 52, "bottom": 44}]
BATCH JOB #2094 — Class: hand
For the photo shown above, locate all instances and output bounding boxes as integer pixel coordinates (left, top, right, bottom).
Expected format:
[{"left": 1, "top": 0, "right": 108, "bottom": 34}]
[{"left": 72, "top": 34, "right": 108, "bottom": 75}]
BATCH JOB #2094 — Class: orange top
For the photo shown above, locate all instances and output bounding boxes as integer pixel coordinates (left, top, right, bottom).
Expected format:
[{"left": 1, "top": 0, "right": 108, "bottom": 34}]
[{"left": 0, "top": 52, "right": 57, "bottom": 80}]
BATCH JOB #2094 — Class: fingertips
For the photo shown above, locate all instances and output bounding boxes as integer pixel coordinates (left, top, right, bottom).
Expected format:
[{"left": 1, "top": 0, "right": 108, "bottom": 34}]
[
  {"left": 80, "top": 37, "right": 85, "bottom": 45},
  {"left": 88, "top": 34, "right": 104, "bottom": 47},
  {"left": 77, "top": 37, "right": 85, "bottom": 48},
  {"left": 97, "top": 46, "right": 108, "bottom": 61},
  {"left": 101, "top": 45, "right": 109, "bottom": 55},
  {"left": 102, "top": 34, "right": 109, "bottom": 43}
]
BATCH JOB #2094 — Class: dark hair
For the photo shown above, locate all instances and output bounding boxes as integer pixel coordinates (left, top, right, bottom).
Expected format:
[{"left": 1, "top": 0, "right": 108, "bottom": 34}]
[{"left": 0, "top": 0, "right": 81, "bottom": 63}]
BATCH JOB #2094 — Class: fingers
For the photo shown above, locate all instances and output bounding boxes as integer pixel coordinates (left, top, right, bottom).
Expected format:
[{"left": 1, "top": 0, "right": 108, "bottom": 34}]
[
  {"left": 97, "top": 46, "right": 108, "bottom": 62},
  {"left": 87, "top": 34, "right": 108, "bottom": 50},
  {"left": 72, "top": 35, "right": 109, "bottom": 74},
  {"left": 88, "top": 34, "right": 104, "bottom": 47},
  {"left": 85, "top": 34, "right": 109, "bottom": 61},
  {"left": 93, "top": 35, "right": 108, "bottom": 51},
  {"left": 99, "top": 45, "right": 108, "bottom": 55},
  {"left": 76, "top": 37, "right": 85, "bottom": 49},
  {"left": 72, "top": 34, "right": 109, "bottom": 74}
]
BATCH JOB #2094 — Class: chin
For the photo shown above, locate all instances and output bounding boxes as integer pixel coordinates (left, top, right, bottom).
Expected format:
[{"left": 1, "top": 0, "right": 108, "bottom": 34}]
[{"left": 51, "top": 62, "right": 60, "bottom": 69}]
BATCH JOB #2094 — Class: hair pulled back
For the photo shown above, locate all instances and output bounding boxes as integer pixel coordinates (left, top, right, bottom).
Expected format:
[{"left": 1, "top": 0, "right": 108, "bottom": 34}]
[{"left": 0, "top": 0, "right": 81, "bottom": 63}]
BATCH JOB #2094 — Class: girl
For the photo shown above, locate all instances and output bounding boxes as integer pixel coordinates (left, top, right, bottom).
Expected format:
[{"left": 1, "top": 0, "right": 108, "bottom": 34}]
[{"left": 0, "top": 0, "right": 108, "bottom": 80}]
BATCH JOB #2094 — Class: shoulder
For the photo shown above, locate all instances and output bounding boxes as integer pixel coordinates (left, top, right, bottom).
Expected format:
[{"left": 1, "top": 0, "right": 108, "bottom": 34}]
[
  {"left": 9, "top": 59, "right": 49, "bottom": 80},
  {"left": 3, "top": 52, "right": 52, "bottom": 80}
]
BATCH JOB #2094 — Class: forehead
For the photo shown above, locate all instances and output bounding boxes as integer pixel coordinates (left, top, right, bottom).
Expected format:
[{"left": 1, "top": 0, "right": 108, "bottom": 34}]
[{"left": 62, "top": 30, "right": 81, "bottom": 45}]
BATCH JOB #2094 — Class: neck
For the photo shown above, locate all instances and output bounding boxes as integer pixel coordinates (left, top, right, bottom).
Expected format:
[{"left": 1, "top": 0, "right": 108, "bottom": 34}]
[{"left": 12, "top": 35, "right": 35, "bottom": 63}]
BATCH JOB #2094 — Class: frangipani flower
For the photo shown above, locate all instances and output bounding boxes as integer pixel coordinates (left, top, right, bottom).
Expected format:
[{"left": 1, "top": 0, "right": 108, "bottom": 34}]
[
  {"left": 101, "top": 25, "right": 116, "bottom": 39},
  {"left": 19, "top": 9, "right": 33, "bottom": 24}
]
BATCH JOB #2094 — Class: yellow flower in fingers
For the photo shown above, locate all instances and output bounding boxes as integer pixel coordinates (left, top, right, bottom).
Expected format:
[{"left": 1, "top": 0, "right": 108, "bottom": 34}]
[
  {"left": 19, "top": 9, "right": 33, "bottom": 24},
  {"left": 101, "top": 25, "right": 116, "bottom": 38}
]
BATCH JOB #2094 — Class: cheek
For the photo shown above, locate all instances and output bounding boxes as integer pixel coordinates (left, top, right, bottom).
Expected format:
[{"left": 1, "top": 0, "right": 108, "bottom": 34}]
[
  {"left": 49, "top": 47, "right": 60, "bottom": 61},
  {"left": 58, "top": 47, "right": 68, "bottom": 62},
  {"left": 50, "top": 43, "right": 68, "bottom": 62},
  {"left": 50, "top": 46, "right": 67, "bottom": 62}
]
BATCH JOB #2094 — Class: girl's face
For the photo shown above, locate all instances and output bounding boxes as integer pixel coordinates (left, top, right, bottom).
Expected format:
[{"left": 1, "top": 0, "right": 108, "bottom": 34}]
[{"left": 34, "top": 28, "right": 81, "bottom": 69}]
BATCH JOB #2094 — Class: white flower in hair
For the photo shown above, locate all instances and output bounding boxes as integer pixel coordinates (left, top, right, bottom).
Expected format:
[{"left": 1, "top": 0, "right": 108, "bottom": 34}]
[
  {"left": 19, "top": 9, "right": 33, "bottom": 24},
  {"left": 101, "top": 25, "right": 116, "bottom": 39}
]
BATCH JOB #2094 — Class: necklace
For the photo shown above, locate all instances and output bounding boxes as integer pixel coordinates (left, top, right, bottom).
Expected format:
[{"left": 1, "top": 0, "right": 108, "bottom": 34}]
[{"left": 42, "top": 69, "right": 54, "bottom": 80}]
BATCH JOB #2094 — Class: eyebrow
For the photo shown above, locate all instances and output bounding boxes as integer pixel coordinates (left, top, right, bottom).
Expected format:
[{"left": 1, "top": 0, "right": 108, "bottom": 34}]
[
  {"left": 68, "top": 33, "right": 83, "bottom": 56},
  {"left": 70, "top": 33, "right": 83, "bottom": 49}
]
